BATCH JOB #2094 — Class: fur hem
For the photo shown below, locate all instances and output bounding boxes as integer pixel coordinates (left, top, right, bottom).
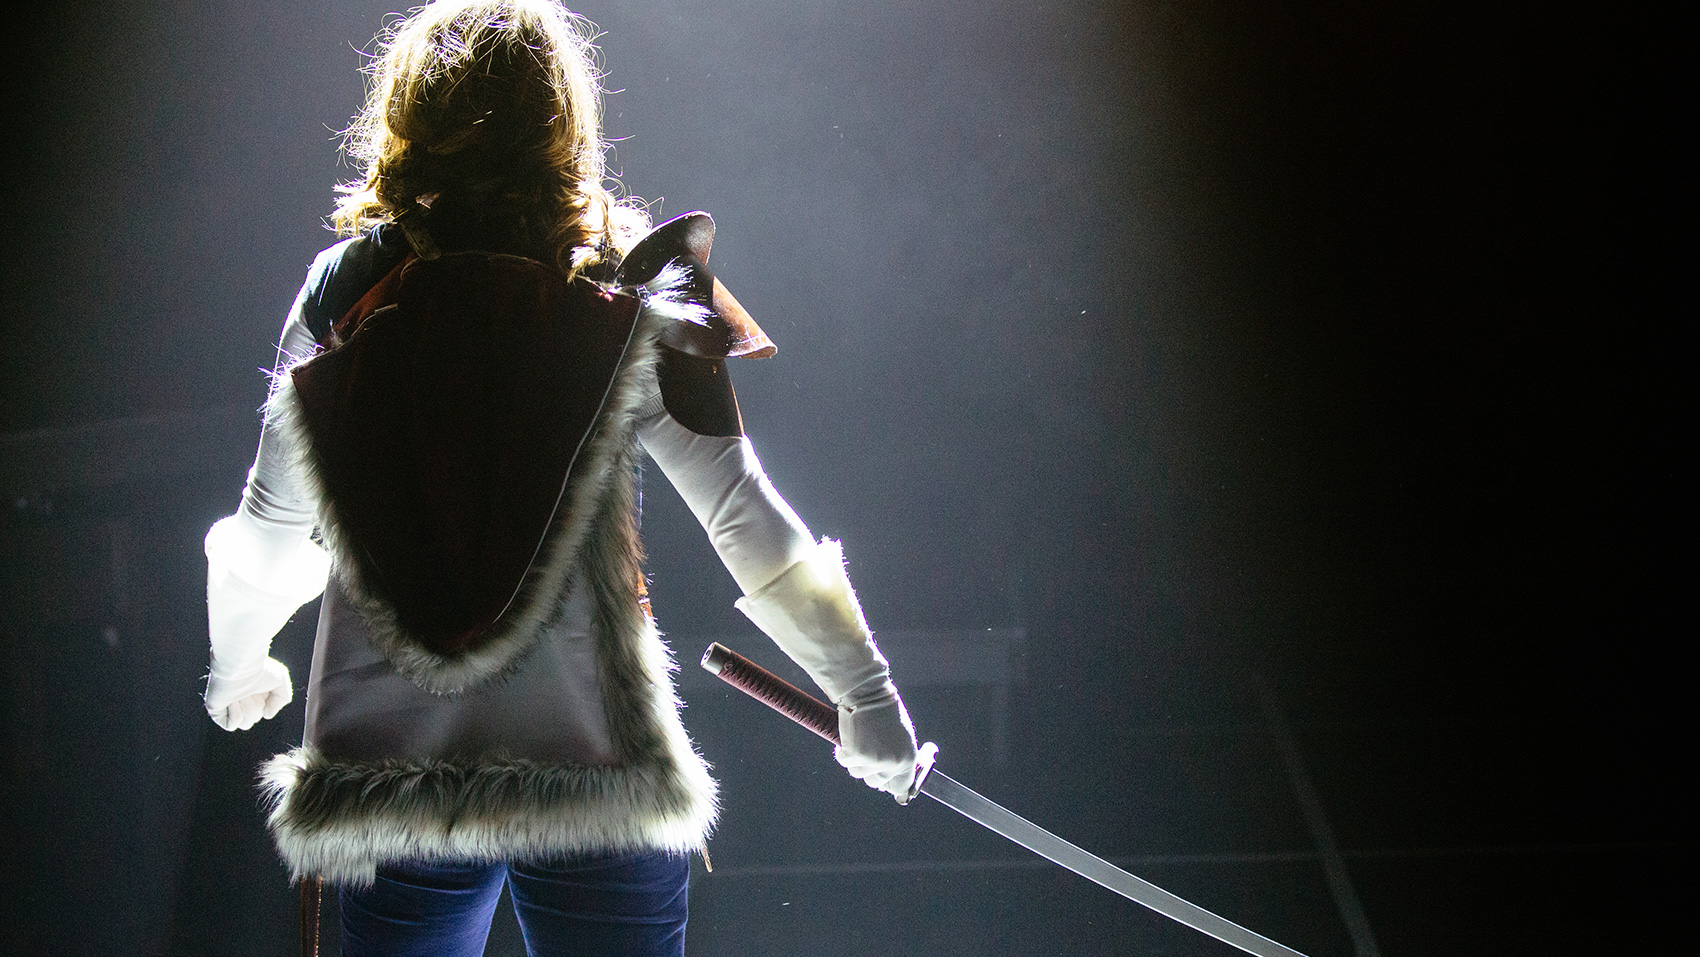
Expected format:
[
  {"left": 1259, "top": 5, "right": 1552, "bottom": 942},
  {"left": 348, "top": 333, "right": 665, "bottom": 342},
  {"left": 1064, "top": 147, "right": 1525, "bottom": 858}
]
[
  {"left": 268, "top": 265, "right": 705, "bottom": 695},
  {"left": 262, "top": 741, "right": 717, "bottom": 888}
]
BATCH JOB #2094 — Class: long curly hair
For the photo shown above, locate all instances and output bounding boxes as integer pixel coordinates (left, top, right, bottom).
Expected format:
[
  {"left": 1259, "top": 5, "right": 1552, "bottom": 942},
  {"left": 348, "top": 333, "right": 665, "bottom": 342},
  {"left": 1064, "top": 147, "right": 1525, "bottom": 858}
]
[{"left": 332, "top": 0, "right": 648, "bottom": 275}]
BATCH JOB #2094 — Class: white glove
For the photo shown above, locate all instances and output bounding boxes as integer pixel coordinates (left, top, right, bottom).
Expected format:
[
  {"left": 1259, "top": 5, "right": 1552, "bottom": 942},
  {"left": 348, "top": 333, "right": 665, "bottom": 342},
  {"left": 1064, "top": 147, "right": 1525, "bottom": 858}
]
[
  {"left": 202, "top": 512, "right": 328, "bottom": 731},
  {"left": 736, "top": 539, "right": 920, "bottom": 801},
  {"left": 835, "top": 675, "right": 921, "bottom": 803},
  {"left": 205, "top": 656, "right": 293, "bottom": 731}
]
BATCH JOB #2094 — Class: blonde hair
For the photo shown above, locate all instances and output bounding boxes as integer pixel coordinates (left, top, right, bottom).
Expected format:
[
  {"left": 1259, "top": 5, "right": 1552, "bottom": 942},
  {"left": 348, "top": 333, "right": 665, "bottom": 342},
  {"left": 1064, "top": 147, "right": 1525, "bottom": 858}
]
[{"left": 332, "top": 0, "right": 648, "bottom": 274}]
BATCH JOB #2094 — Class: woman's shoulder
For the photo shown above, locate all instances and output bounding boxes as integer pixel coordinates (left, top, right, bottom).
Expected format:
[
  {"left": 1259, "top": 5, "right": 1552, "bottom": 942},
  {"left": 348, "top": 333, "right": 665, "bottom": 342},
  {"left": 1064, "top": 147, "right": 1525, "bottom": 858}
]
[
  {"left": 311, "top": 222, "right": 405, "bottom": 274},
  {"left": 300, "top": 224, "right": 410, "bottom": 343}
]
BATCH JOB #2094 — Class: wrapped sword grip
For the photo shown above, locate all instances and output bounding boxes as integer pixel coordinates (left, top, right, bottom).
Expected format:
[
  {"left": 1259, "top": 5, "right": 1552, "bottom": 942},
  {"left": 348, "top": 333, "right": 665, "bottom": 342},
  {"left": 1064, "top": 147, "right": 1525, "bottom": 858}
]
[{"left": 701, "top": 641, "right": 841, "bottom": 745}]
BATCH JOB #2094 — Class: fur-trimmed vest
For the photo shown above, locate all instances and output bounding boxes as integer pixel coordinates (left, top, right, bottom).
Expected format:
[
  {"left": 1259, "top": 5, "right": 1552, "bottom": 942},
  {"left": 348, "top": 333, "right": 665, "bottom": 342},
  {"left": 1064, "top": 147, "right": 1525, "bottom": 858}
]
[{"left": 259, "top": 212, "right": 761, "bottom": 886}]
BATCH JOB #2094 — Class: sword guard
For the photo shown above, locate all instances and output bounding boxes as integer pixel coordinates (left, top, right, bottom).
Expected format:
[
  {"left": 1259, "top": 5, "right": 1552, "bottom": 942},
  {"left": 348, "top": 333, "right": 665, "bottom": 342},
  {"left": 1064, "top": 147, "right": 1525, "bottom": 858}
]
[{"left": 903, "top": 741, "right": 939, "bottom": 805}]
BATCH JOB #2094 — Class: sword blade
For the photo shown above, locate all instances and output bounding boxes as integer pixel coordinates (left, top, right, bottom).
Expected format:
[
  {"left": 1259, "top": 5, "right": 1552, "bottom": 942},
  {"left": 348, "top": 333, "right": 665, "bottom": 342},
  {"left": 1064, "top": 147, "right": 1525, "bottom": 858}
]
[
  {"left": 920, "top": 770, "right": 1309, "bottom": 957},
  {"left": 699, "top": 643, "right": 1308, "bottom": 957}
]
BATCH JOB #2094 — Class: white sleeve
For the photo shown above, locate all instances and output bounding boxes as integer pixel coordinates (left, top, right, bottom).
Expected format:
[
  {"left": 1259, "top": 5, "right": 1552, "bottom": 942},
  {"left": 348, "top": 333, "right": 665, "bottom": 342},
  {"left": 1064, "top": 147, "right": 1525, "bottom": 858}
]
[
  {"left": 239, "top": 286, "right": 322, "bottom": 542},
  {"left": 205, "top": 288, "right": 330, "bottom": 670},
  {"left": 633, "top": 370, "right": 898, "bottom": 716},
  {"left": 635, "top": 394, "right": 817, "bottom": 597}
]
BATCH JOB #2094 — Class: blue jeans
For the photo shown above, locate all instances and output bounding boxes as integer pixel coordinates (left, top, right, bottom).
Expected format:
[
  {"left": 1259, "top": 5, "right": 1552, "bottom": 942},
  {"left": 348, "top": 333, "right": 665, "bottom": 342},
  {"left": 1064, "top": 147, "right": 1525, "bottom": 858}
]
[{"left": 337, "top": 851, "right": 689, "bottom": 957}]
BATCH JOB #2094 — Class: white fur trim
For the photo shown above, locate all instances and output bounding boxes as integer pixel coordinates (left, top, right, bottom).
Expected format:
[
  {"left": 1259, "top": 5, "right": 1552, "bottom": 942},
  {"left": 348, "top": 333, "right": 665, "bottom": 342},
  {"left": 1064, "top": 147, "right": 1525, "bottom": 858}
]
[{"left": 261, "top": 613, "right": 718, "bottom": 887}]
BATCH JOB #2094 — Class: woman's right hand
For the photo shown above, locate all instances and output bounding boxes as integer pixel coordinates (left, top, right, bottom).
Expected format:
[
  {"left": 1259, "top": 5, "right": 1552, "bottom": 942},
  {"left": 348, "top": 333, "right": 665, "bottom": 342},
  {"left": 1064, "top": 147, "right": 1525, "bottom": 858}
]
[{"left": 204, "top": 656, "right": 294, "bottom": 731}]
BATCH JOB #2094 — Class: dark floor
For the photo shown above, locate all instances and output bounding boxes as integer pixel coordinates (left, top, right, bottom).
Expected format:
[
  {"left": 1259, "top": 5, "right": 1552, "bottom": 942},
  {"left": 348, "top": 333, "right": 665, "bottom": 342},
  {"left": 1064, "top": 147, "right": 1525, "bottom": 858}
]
[
  {"left": 281, "top": 660, "right": 1687, "bottom": 957},
  {"left": 4, "top": 541, "right": 1682, "bottom": 956}
]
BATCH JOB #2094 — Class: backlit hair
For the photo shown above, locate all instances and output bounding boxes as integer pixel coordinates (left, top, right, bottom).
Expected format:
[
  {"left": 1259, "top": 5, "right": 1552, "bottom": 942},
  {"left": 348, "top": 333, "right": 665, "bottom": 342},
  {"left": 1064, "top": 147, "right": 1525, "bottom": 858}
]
[{"left": 332, "top": 0, "right": 648, "bottom": 274}]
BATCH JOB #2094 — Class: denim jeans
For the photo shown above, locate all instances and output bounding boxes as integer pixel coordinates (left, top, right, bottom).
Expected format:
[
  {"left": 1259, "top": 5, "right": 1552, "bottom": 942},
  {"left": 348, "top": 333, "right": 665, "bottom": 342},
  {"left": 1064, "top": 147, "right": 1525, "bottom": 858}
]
[{"left": 337, "top": 850, "right": 689, "bottom": 957}]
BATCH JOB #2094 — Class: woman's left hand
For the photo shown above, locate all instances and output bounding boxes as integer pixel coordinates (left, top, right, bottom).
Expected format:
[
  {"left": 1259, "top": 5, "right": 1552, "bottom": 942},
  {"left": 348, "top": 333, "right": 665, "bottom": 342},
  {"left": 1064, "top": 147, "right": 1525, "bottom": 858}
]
[{"left": 835, "top": 678, "right": 920, "bottom": 802}]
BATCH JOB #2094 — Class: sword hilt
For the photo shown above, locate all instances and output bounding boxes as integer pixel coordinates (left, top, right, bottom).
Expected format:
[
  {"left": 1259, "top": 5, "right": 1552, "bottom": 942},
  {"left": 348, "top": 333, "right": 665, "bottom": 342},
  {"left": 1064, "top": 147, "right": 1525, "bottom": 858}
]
[
  {"left": 701, "top": 642, "right": 840, "bottom": 744},
  {"left": 701, "top": 641, "right": 938, "bottom": 803}
]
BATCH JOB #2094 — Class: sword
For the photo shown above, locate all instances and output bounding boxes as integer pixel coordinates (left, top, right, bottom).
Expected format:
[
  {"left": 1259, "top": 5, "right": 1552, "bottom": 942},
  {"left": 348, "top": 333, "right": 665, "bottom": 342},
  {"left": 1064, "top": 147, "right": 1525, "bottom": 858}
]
[{"left": 701, "top": 642, "right": 1309, "bottom": 957}]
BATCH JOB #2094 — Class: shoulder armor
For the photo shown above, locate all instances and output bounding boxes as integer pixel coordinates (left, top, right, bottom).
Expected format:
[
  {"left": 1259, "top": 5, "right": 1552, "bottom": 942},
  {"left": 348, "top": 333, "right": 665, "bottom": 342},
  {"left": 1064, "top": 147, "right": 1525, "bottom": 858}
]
[{"left": 617, "top": 212, "right": 776, "bottom": 359}]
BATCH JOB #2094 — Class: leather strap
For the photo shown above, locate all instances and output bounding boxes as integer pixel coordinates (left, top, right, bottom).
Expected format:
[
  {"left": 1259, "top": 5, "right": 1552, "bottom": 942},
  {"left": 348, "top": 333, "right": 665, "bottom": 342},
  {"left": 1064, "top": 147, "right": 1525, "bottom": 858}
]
[
  {"left": 332, "top": 255, "right": 413, "bottom": 346},
  {"left": 298, "top": 876, "right": 321, "bottom": 957}
]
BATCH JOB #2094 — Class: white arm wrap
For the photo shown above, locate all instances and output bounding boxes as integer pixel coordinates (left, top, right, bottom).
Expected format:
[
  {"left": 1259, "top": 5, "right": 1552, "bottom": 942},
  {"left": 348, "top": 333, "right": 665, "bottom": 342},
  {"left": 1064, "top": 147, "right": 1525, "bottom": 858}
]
[
  {"left": 733, "top": 539, "right": 891, "bottom": 704},
  {"left": 205, "top": 511, "right": 329, "bottom": 670},
  {"left": 637, "top": 398, "right": 888, "bottom": 704}
]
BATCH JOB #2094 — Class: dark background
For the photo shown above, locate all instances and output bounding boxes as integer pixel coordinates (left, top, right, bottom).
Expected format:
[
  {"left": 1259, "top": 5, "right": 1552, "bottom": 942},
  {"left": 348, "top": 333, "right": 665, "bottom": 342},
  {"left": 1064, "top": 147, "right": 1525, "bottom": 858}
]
[{"left": 0, "top": 1, "right": 1686, "bottom": 954}]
